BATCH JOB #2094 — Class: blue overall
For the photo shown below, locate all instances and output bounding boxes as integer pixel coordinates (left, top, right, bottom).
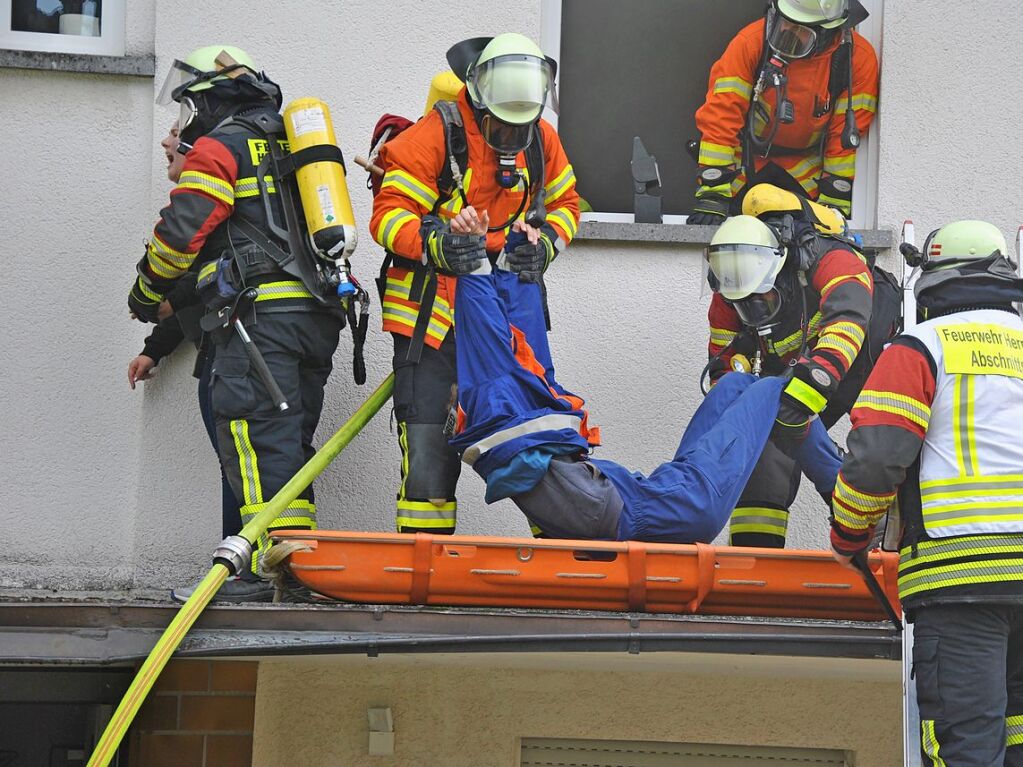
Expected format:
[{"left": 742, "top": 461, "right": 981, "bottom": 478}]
[{"left": 451, "top": 269, "right": 840, "bottom": 543}]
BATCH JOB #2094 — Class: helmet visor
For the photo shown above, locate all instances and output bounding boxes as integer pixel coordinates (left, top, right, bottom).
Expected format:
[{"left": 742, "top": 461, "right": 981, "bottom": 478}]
[
  {"left": 471, "top": 54, "right": 553, "bottom": 125},
  {"left": 706, "top": 243, "right": 785, "bottom": 300},
  {"left": 767, "top": 12, "right": 818, "bottom": 58},
  {"left": 731, "top": 288, "right": 784, "bottom": 328},
  {"left": 156, "top": 59, "right": 205, "bottom": 105},
  {"left": 479, "top": 113, "right": 535, "bottom": 154}
]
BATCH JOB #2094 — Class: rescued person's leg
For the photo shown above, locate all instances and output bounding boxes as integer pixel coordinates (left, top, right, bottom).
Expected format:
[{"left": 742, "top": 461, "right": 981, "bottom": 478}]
[{"left": 612, "top": 374, "right": 787, "bottom": 543}]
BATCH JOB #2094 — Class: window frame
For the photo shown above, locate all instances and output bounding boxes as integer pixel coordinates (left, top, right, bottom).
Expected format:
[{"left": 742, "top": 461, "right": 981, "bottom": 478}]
[
  {"left": 540, "top": 0, "right": 885, "bottom": 229},
  {"left": 1, "top": 0, "right": 126, "bottom": 57}
]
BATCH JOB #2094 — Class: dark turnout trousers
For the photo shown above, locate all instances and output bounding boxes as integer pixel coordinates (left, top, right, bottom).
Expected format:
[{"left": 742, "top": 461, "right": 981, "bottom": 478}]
[
  {"left": 391, "top": 333, "right": 461, "bottom": 534},
  {"left": 912, "top": 602, "right": 1023, "bottom": 767},
  {"left": 212, "top": 309, "right": 342, "bottom": 574}
]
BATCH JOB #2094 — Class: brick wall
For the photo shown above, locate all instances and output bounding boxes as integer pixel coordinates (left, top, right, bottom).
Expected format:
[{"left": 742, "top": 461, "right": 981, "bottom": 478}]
[{"left": 128, "top": 659, "right": 257, "bottom": 767}]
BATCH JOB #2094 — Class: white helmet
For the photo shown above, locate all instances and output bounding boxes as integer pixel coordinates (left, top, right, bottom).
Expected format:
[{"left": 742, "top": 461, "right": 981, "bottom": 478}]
[
  {"left": 776, "top": 0, "right": 849, "bottom": 26},
  {"left": 707, "top": 215, "right": 788, "bottom": 327}
]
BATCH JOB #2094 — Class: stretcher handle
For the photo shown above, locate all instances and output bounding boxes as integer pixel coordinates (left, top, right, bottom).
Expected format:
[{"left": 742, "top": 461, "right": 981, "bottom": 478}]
[{"left": 852, "top": 551, "right": 903, "bottom": 633}]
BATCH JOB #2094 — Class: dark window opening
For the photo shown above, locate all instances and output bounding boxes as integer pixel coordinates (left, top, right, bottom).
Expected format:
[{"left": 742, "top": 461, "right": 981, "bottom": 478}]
[{"left": 558, "top": 0, "right": 764, "bottom": 216}]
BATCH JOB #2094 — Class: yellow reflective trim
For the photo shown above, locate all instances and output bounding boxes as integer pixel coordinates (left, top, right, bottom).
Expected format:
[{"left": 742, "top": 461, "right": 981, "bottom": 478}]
[
  {"left": 921, "top": 720, "right": 947, "bottom": 767},
  {"left": 855, "top": 390, "right": 931, "bottom": 430},
  {"left": 396, "top": 516, "right": 457, "bottom": 529},
  {"left": 823, "top": 154, "right": 857, "bottom": 174},
  {"left": 198, "top": 261, "right": 218, "bottom": 280},
  {"left": 397, "top": 421, "right": 410, "bottom": 510},
  {"left": 384, "top": 279, "right": 454, "bottom": 321},
  {"left": 231, "top": 419, "right": 262, "bottom": 506},
  {"left": 178, "top": 170, "right": 235, "bottom": 206},
  {"left": 923, "top": 473, "right": 1023, "bottom": 489},
  {"left": 712, "top": 76, "right": 752, "bottom": 99},
  {"left": 545, "top": 164, "right": 577, "bottom": 204},
  {"left": 149, "top": 235, "right": 193, "bottom": 267},
  {"left": 815, "top": 335, "right": 858, "bottom": 368},
  {"left": 255, "top": 281, "right": 316, "bottom": 301},
  {"left": 953, "top": 375, "right": 972, "bottom": 476},
  {"left": 136, "top": 278, "right": 161, "bottom": 302},
  {"left": 729, "top": 507, "right": 789, "bottom": 537},
  {"left": 835, "top": 93, "right": 878, "bottom": 115},
  {"left": 898, "top": 560, "right": 1023, "bottom": 599},
  {"left": 397, "top": 500, "right": 457, "bottom": 512},
  {"left": 1007, "top": 714, "right": 1023, "bottom": 748},
  {"left": 382, "top": 303, "right": 449, "bottom": 341},
  {"left": 784, "top": 377, "right": 828, "bottom": 413},
  {"left": 698, "top": 141, "right": 736, "bottom": 165},
  {"left": 233, "top": 175, "right": 277, "bottom": 198},
  {"left": 382, "top": 169, "right": 438, "bottom": 210},
  {"left": 376, "top": 208, "right": 419, "bottom": 251},
  {"left": 547, "top": 207, "right": 578, "bottom": 241}
]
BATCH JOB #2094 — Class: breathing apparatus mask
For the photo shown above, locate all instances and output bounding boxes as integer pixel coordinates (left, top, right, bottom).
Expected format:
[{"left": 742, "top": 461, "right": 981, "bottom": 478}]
[
  {"left": 705, "top": 215, "right": 791, "bottom": 329},
  {"left": 766, "top": 0, "right": 848, "bottom": 59}
]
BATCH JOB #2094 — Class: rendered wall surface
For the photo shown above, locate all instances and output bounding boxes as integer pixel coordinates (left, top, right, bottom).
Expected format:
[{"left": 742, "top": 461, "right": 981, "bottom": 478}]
[
  {"left": 252, "top": 654, "right": 902, "bottom": 766},
  {"left": 1, "top": 1, "right": 1021, "bottom": 588}
]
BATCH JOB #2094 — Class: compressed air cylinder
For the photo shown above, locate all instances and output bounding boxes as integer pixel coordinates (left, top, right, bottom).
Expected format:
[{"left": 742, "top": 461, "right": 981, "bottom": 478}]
[
  {"left": 423, "top": 70, "right": 463, "bottom": 117},
  {"left": 283, "top": 97, "right": 357, "bottom": 259}
]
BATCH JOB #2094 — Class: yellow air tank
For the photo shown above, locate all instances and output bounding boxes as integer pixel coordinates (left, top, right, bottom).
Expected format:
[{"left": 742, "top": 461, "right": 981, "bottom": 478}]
[
  {"left": 283, "top": 97, "right": 357, "bottom": 260},
  {"left": 423, "top": 70, "right": 463, "bottom": 116}
]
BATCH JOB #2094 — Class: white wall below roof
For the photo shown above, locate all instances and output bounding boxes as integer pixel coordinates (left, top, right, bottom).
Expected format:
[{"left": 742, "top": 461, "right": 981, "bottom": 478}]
[
  {"left": 252, "top": 655, "right": 902, "bottom": 766},
  {"left": 0, "top": 67, "right": 154, "bottom": 589}
]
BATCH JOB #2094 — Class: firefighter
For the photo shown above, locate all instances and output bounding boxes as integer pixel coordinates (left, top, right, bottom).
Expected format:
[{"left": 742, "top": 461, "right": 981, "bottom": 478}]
[
  {"left": 369, "top": 33, "right": 580, "bottom": 535},
  {"left": 448, "top": 245, "right": 841, "bottom": 543},
  {"left": 704, "top": 184, "right": 900, "bottom": 548},
  {"left": 830, "top": 221, "right": 1023, "bottom": 767},
  {"left": 689, "top": 0, "right": 879, "bottom": 224},
  {"left": 129, "top": 46, "right": 345, "bottom": 601},
  {"left": 127, "top": 120, "right": 241, "bottom": 544}
]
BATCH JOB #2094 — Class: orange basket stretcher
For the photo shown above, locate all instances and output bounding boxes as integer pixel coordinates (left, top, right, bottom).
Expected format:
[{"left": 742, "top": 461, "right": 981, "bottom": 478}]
[{"left": 271, "top": 531, "right": 902, "bottom": 622}]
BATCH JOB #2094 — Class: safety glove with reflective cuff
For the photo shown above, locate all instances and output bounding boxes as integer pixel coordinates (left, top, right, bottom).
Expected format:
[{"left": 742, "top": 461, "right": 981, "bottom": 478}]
[
  {"left": 688, "top": 193, "right": 730, "bottom": 226},
  {"left": 773, "top": 360, "right": 839, "bottom": 450},
  {"left": 422, "top": 215, "right": 485, "bottom": 275},
  {"left": 128, "top": 274, "right": 164, "bottom": 324},
  {"left": 816, "top": 173, "right": 853, "bottom": 218},
  {"left": 505, "top": 224, "right": 558, "bottom": 283}
]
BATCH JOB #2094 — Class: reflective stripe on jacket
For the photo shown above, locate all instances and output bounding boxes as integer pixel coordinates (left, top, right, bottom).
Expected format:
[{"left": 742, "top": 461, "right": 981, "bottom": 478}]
[
  {"left": 833, "top": 309, "right": 1023, "bottom": 607},
  {"left": 369, "top": 88, "right": 581, "bottom": 349}
]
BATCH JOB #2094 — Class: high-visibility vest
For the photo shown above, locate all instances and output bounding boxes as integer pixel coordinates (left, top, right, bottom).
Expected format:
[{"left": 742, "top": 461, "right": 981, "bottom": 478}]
[{"left": 898, "top": 308, "right": 1023, "bottom": 605}]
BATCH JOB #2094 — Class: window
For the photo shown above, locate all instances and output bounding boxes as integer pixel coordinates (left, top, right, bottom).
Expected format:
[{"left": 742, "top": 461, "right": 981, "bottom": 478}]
[
  {"left": 541, "top": 0, "right": 884, "bottom": 228},
  {"left": 1, "top": 0, "right": 125, "bottom": 56},
  {"left": 521, "top": 737, "right": 851, "bottom": 766}
]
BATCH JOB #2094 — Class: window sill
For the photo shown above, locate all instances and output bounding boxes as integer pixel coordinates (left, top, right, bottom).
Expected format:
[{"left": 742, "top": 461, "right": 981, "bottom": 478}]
[
  {"left": 576, "top": 220, "right": 894, "bottom": 251},
  {"left": 0, "top": 48, "right": 154, "bottom": 76}
]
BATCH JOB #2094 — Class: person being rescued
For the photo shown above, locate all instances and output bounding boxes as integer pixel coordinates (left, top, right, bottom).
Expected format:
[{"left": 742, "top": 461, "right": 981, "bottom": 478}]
[{"left": 444, "top": 207, "right": 842, "bottom": 543}]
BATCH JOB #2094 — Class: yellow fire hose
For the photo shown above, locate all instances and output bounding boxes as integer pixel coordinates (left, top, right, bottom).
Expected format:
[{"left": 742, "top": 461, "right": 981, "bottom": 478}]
[{"left": 87, "top": 373, "right": 395, "bottom": 767}]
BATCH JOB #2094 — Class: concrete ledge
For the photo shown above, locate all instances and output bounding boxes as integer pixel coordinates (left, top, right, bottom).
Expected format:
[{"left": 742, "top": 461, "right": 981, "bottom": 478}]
[
  {"left": 0, "top": 48, "right": 155, "bottom": 76},
  {"left": 576, "top": 221, "right": 894, "bottom": 251}
]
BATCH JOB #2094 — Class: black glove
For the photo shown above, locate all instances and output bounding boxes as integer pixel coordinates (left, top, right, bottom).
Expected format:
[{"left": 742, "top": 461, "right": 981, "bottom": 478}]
[
  {"left": 688, "top": 193, "right": 730, "bottom": 226},
  {"left": 772, "top": 361, "right": 839, "bottom": 454},
  {"left": 816, "top": 173, "right": 853, "bottom": 218},
  {"left": 421, "top": 215, "right": 485, "bottom": 275},
  {"left": 163, "top": 271, "right": 199, "bottom": 314},
  {"left": 128, "top": 274, "right": 164, "bottom": 324},
  {"left": 504, "top": 228, "right": 557, "bottom": 283}
]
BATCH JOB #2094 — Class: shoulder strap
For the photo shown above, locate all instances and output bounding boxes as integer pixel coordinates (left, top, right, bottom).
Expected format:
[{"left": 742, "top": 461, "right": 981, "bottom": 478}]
[
  {"left": 433, "top": 100, "right": 468, "bottom": 202},
  {"left": 828, "top": 34, "right": 853, "bottom": 103}
]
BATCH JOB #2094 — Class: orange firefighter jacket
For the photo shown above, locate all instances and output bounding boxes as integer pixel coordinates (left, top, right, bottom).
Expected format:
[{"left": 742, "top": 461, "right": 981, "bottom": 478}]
[
  {"left": 370, "top": 88, "right": 580, "bottom": 349},
  {"left": 694, "top": 19, "right": 878, "bottom": 214}
]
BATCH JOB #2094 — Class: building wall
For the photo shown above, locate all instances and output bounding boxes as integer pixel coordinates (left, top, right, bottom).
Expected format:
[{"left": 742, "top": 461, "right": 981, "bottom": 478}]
[
  {"left": 252, "top": 654, "right": 902, "bottom": 766},
  {"left": 1, "top": 1, "right": 1021, "bottom": 589}
]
